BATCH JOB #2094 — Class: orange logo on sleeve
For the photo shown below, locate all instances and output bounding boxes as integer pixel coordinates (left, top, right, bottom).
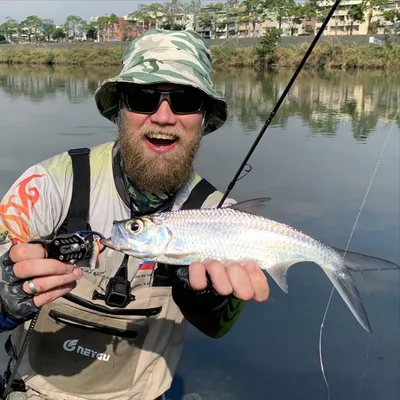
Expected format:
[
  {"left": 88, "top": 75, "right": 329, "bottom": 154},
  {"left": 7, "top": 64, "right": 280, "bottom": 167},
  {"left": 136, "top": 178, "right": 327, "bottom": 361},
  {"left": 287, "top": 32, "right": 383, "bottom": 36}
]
[{"left": 0, "top": 174, "right": 45, "bottom": 243}]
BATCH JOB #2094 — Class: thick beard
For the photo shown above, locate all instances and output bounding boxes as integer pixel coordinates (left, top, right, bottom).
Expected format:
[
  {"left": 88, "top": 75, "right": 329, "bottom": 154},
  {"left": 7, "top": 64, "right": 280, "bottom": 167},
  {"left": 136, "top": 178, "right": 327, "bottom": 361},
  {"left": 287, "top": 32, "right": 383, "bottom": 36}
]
[{"left": 118, "top": 121, "right": 202, "bottom": 193}]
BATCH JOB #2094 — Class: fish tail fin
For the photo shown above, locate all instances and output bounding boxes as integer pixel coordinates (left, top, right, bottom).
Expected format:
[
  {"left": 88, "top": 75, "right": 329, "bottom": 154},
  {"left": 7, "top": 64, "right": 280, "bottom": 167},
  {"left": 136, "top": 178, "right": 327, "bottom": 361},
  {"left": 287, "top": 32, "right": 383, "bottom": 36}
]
[
  {"left": 323, "top": 249, "right": 400, "bottom": 333},
  {"left": 324, "top": 262, "right": 372, "bottom": 334},
  {"left": 332, "top": 247, "right": 400, "bottom": 272}
]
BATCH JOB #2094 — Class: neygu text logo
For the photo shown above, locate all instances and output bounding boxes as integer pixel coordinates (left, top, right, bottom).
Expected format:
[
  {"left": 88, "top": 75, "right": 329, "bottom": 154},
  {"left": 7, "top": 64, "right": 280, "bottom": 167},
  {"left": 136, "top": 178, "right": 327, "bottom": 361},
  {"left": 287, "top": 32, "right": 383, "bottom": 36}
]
[{"left": 0, "top": 174, "right": 45, "bottom": 244}]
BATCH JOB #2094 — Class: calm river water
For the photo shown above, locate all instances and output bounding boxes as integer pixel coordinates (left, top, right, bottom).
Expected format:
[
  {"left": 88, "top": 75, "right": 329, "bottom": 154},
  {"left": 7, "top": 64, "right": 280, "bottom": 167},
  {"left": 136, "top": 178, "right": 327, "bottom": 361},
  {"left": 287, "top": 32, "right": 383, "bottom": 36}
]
[{"left": 0, "top": 65, "right": 399, "bottom": 400}]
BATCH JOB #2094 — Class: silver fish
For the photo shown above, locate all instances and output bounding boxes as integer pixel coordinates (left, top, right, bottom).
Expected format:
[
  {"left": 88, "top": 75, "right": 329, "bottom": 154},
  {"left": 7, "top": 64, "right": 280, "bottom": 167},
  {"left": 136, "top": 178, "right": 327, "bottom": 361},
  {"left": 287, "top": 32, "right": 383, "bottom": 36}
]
[{"left": 101, "top": 198, "right": 399, "bottom": 333}]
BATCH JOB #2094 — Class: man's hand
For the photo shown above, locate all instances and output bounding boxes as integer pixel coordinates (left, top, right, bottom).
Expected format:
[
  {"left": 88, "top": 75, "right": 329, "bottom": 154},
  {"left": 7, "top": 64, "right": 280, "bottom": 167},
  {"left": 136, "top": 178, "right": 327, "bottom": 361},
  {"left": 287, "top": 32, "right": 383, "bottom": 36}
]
[
  {"left": 0, "top": 243, "right": 83, "bottom": 323},
  {"left": 11, "top": 243, "right": 83, "bottom": 307},
  {"left": 188, "top": 259, "right": 269, "bottom": 302}
]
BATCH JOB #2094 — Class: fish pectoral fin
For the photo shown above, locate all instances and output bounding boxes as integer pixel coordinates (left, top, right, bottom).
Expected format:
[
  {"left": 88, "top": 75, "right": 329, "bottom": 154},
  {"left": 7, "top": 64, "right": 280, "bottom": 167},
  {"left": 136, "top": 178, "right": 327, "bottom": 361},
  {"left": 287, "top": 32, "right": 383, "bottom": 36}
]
[
  {"left": 266, "top": 261, "right": 297, "bottom": 294},
  {"left": 227, "top": 197, "right": 271, "bottom": 215}
]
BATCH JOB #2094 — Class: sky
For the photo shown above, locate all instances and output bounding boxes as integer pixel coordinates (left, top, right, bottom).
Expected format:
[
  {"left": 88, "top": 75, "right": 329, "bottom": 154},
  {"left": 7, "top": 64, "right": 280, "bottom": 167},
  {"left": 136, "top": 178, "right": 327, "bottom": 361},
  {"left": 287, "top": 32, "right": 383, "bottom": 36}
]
[{"left": 1, "top": 0, "right": 224, "bottom": 25}]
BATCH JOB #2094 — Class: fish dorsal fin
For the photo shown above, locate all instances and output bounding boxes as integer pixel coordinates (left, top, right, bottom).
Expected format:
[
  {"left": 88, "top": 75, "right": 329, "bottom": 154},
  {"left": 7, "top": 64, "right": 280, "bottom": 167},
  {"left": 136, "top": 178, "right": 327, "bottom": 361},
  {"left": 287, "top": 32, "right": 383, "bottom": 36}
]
[
  {"left": 228, "top": 197, "right": 271, "bottom": 216},
  {"left": 266, "top": 261, "right": 297, "bottom": 293}
]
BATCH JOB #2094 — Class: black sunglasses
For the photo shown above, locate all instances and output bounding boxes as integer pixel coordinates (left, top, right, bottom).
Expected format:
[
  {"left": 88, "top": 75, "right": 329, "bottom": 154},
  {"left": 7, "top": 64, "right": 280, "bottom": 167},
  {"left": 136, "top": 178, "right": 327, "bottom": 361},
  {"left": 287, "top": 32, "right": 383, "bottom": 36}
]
[{"left": 119, "top": 86, "right": 205, "bottom": 115}]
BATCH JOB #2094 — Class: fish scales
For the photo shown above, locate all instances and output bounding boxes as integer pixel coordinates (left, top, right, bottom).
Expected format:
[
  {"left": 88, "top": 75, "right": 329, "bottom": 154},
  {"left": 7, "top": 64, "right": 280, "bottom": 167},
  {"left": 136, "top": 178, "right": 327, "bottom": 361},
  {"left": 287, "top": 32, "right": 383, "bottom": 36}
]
[{"left": 158, "top": 208, "right": 338, "bottom": 269}]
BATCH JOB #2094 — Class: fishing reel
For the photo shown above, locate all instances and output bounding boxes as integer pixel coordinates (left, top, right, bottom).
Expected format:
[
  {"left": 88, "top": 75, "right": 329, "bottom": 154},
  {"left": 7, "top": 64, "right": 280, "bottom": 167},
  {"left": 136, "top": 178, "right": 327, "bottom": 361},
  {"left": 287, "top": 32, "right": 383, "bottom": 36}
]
[{"left": 29, "top": 231, "right": 105, "bottom": 265}]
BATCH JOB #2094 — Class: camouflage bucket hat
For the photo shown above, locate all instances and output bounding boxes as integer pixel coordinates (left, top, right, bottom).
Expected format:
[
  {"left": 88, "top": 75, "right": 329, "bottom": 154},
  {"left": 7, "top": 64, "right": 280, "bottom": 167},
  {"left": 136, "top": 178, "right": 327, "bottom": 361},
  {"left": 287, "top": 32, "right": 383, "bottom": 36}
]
[{"left": 94, "top": 29, "right": 228, "bottom": 135}]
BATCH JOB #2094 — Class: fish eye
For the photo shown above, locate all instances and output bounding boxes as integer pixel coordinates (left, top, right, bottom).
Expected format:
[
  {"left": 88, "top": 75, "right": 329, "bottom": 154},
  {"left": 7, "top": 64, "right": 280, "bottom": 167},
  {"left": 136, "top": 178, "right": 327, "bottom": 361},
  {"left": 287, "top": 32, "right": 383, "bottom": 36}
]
[{"left": 126, "top": 219, "right": 143, "bottom": 234}]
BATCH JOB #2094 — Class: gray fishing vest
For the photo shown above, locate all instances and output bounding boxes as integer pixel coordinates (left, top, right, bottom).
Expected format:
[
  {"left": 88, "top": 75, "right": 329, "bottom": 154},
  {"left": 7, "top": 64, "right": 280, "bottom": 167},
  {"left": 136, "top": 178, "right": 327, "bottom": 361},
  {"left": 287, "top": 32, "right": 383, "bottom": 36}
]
[{"left": 3, "top": 147, "right": 219, "bottom": 400}]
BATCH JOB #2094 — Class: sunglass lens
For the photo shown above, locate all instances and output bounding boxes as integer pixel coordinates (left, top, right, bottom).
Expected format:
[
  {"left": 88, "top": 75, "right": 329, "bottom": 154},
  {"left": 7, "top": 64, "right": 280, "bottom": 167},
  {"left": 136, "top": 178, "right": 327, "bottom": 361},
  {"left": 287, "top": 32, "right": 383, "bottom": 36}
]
[
  {"left": 125, "top": 89, "right": 160, "bottom": 113},
  {"left": 170, "top": 89, "right": 203, "bottom": 113}
]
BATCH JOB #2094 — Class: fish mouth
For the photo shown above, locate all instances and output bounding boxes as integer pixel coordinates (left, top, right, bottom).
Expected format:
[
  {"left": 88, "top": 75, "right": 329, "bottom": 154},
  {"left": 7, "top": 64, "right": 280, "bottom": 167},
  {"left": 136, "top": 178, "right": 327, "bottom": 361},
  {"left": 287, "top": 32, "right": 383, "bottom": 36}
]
[{"left": 100, "top": 237, "right": 131, "bottom": 253}]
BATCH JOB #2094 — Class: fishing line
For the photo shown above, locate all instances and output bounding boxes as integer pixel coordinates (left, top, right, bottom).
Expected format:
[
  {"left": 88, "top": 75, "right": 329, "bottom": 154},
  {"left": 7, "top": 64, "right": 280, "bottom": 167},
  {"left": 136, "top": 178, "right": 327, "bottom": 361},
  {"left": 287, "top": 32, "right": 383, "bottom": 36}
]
[{"left": 318, "top": 91, "right": 400, "bottom": 400}]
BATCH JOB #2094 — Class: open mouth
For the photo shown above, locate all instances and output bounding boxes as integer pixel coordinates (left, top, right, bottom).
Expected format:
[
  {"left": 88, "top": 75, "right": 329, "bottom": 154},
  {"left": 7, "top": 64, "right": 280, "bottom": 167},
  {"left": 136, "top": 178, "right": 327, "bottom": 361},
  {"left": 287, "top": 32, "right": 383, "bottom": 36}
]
[
  {"left": 100, "top": 237, "right": 119, "bottom": 250},
  {"left": 99, "top": 237, "right": 141, "bottom": 257},
  {"left": 145, "top": 133, "right": 178, "bottom": 152},
  {"left": 99, "top": 237, "right": 132, "bottom": 253}
]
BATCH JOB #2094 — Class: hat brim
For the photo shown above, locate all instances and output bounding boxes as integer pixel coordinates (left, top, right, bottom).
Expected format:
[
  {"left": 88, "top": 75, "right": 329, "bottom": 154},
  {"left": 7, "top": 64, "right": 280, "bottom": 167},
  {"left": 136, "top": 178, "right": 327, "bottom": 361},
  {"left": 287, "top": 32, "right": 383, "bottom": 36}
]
[{"left": 94, "top": 61, "right": 227, "bottom": 135}]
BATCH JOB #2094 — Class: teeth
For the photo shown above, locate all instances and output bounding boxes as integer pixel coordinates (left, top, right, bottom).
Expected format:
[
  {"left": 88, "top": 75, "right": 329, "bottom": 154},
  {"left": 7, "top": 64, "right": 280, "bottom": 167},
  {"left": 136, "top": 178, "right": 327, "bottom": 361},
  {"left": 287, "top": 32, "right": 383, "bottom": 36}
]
[{"left": 146, "top": 133, "right": 176, "bottom": 140}]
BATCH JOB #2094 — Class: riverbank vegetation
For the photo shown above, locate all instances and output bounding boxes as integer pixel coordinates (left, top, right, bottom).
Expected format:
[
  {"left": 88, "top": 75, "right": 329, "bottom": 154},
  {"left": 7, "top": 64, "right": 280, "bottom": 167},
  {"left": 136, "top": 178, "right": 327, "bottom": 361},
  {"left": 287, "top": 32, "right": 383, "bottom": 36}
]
[{"left": 0, "top": 41, "right": 399, "bottom": 71}]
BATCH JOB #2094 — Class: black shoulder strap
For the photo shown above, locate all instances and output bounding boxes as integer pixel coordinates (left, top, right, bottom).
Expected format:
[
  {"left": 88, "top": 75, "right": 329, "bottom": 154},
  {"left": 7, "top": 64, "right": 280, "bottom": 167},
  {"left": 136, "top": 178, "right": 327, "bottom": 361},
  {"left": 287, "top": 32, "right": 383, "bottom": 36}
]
[
  {"left": 180, "top": 178, "right": 217, "bottom": 210},
  {"left": 57, "top": 148, "right": 91, "bottom": 235}
]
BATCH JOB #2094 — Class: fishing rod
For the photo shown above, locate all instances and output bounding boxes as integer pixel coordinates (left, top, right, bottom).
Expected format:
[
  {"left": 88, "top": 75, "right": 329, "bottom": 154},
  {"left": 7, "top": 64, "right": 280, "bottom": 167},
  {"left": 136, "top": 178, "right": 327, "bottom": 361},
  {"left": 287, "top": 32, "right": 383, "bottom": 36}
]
[{"left": 217, "top": 0, "right": 342, "bottom": 208}]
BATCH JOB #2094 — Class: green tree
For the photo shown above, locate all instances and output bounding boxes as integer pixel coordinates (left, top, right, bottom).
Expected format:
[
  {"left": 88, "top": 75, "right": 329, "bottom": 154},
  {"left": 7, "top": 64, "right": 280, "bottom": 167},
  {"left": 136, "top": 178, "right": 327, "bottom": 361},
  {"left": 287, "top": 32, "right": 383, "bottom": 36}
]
[
  {"left": 0, "top": 17, "right": 19, "bottom": 43},
  {"left": 198, "top": 3, "right": 226, "bottom": 38},
  {"left": 181, "top": 0, "right": 202, "bottom": 30},
  {"left": 159, "top": 18, "right": 186, "bottom": 30},
  {"left": 302, "top": 0, "right": 323, "bottom": 20},
  {"left": 84, "top": 21, "right": 98, "bottom": 41},
  {"left": 237, "top": 10, "right": 252, "bottom": 36},
  {"left": 107, "top": 14, "right": 120, "bottom": 40},
  {"left": 163, "top": 0, "right": 197, "bottom": 30},
  {"left": 127, "top": 10, "right": 151, "bottom": 35},
  {"left": 96, "top": 16, "right": 110, "bottom": 41},
  {"left": 147, "top": 2, "right": 167, "bottom": 28},
  {"left": 366, "top": 0, "right": 388, "bottom": 33},
  {"left": 347, "top": 1, "right": 368, "bottom": 35},
  {"left": 383, "top": 8, "right": 400, "bottom": 32},
  {"left": 267, "top": 0, "right": 290, "bottom": 31},
  {"left": 382, "top": 8, "right": 400, "bottom": 43},
  {"left": 240, "top": 0, "right": 266, "bottom": 37},
  {"left": 128, "top": 3, "right": 166, "bottom": 33},
  {"left": 285, "top": 0, "right": 306, "bottom": 36},
  {"left": 21, "top": 15, "right": 43, "bottom": 42},
  {"left": 64, "top": 15, "right": 85, "bottom": 41},
  {"left": 42, "top": 18, "right": 55, "bottom": 42},
  {"left": 52, "top": 27, "right": 66, "bottom": 42},
  {"left": 255, "top": 27, "right": 282, "bottom": 69}
]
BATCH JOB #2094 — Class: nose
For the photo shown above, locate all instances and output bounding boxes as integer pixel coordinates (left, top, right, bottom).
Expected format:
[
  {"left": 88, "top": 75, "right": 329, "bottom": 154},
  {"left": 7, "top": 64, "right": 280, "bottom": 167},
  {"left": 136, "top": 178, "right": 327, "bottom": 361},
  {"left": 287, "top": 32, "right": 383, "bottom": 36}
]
[{"left": 149, "top": 100, "right": 177, "bottom": 125}]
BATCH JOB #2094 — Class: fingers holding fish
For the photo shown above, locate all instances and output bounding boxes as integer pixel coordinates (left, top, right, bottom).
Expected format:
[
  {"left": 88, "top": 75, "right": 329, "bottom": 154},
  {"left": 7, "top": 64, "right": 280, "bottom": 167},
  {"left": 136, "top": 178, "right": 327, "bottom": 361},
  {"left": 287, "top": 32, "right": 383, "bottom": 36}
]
[
  {"left": 189, "top": 259, "right": 233, "bottom": 296},
  {"left": 224, "top": 261, "right": 255, "bottom": 300},
  {"left": 188, "top": 259, "right": 270, "bottom": 302},
  {"left": 241, "top": 261, "right": 270, "bottom": 302},
  {"left": 187, "top": 261, "right": 209, "bottom": 291}
]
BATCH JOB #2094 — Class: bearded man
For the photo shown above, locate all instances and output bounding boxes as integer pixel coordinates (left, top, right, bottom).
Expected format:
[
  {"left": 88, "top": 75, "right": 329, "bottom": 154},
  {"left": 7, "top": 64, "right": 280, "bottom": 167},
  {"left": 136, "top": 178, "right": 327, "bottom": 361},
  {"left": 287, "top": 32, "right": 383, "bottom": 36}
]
[{"left": 0, "top": 29, "right": 269, "bottom": 400}]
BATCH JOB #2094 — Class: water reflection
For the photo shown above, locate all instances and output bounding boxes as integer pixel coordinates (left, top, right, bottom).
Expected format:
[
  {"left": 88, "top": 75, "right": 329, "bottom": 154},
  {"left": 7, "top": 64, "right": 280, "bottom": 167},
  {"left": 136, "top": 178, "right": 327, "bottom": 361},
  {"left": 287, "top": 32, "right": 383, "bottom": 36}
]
[
  {"left": 0, "top": 65, "right": 119, "bottom": 104},
  {"left": 0, "top": 65, "right": 398, "bottom": 142},
  {"left": 213, "top": 69, "right": 400, "bottom": 141}
]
